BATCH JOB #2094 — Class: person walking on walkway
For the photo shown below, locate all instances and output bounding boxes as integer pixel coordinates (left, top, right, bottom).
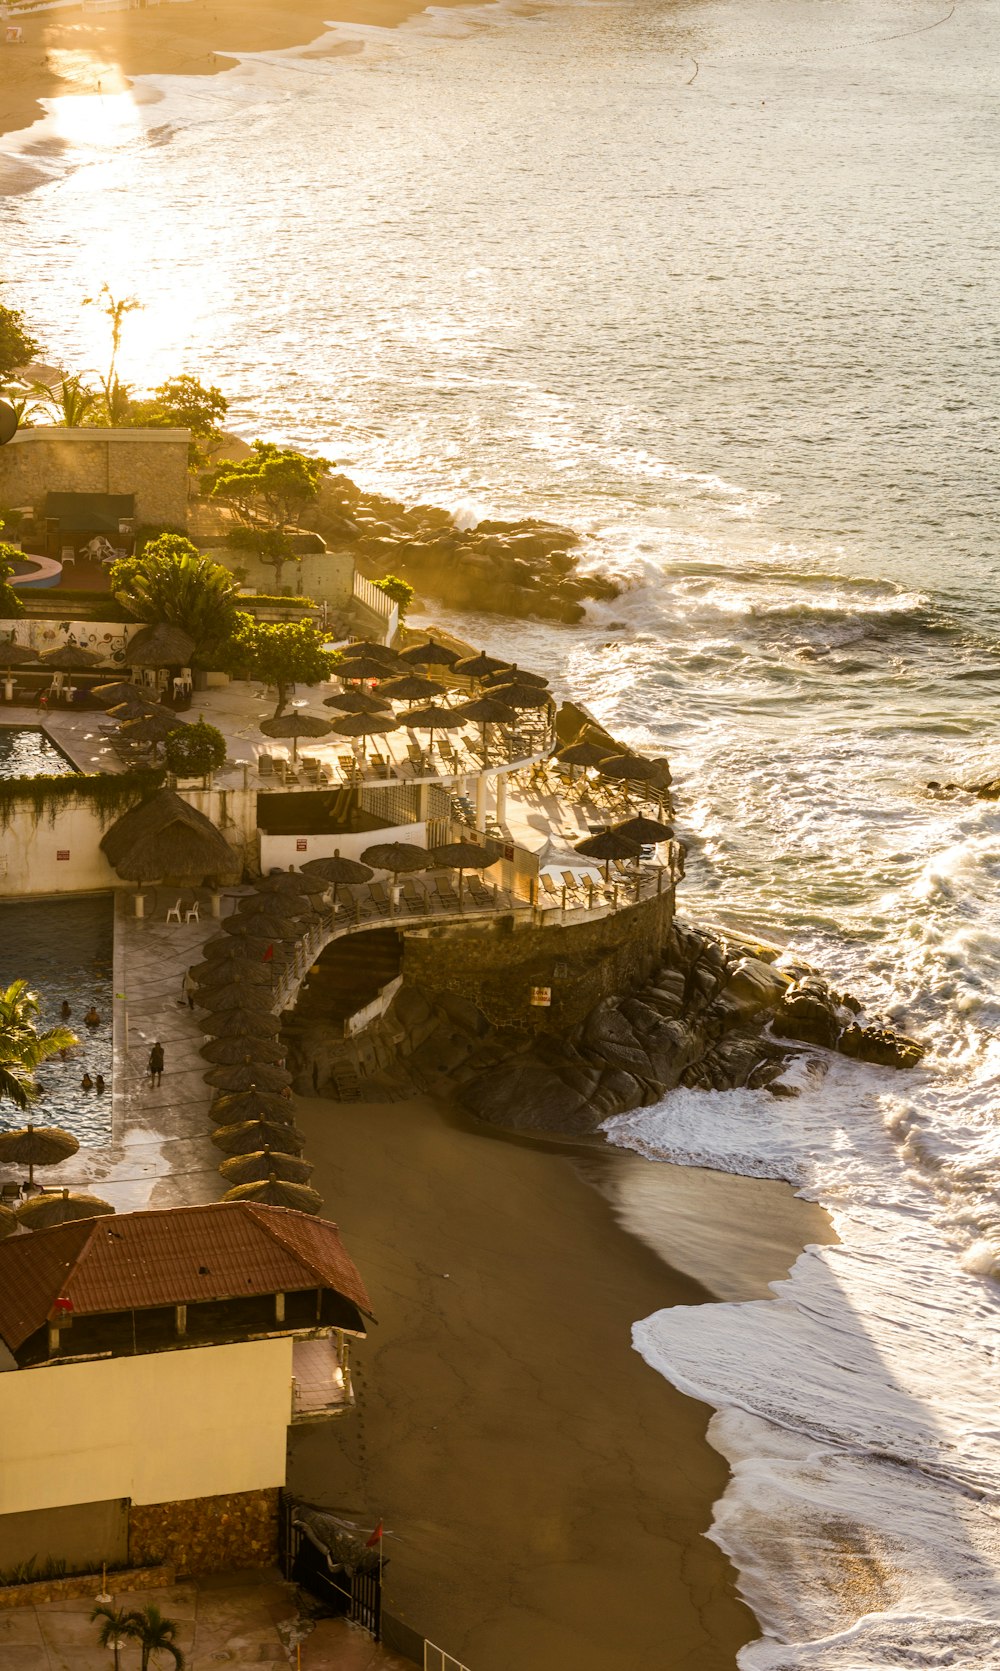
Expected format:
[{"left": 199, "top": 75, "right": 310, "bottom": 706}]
[
  {"left": 148, "top": 1041, "right": 165, "bottom": 1088},
  {"left": 181, "top": 968, "right": 197, "bottom": 1011}
]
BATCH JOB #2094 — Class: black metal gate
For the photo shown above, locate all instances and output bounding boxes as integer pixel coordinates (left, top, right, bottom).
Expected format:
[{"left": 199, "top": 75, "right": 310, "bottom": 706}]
[{"left": 279, "top": 1494, "right": 382, "bottom": 1641}]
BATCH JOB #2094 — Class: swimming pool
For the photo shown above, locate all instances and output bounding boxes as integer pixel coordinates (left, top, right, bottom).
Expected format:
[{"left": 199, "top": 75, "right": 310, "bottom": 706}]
[
  {"left": 0, "top": 895, "right": 114, "bottom": 1145},
  {"left": 0, "top": 727, "right": 79, "bottom": 778}
]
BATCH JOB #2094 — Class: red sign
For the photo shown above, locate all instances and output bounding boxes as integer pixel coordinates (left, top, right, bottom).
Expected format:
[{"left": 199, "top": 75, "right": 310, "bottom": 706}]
[
  {"left": 56, "top": 850, "right": 70, "bottom": 861},
  {"left": 296, "top": 838, "right": 308, "bottom": 852}
]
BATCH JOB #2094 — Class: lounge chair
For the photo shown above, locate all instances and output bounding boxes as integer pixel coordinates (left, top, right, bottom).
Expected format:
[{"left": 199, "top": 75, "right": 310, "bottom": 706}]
[
  {"left": 257, "top": 753, "right": 275, "bottom": 778},
  {"left": 403, "top": 879, "right": 428, "bottom": 913},
  {"left": 541, "top": 874, "right": 560, "bottom": 901},
  {"left": 368, "top": 881, "right": 391, "bottom": 916},
  {"left": 434, "top": 876, "right": 460, "bottom": 910}
]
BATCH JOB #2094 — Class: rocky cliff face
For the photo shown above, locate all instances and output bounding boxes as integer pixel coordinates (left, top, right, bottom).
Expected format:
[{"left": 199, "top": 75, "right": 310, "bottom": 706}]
[
  {"left": 286, "top": 919, "right": 924, "bottom": 1133},
  {"left": 308, "top": 474, "right": 620, "bottom": 626}
]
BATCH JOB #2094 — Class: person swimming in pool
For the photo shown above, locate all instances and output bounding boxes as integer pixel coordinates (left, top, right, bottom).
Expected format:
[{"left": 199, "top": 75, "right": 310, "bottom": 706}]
[
  {"left": 80, "top": 1071, "right": 94, "bottom": 1091},
  {"left": 84, "top": 1006, "right": 100, "bottom": 1028}
]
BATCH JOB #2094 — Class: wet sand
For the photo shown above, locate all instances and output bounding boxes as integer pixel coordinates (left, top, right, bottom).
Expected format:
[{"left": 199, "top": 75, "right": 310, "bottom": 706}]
[
  {"left": 289, "top": 1093, "right": 834, "bottom": 1671},
  {"left": 0, "top": 0, "right": 477, "bottom": 159}
]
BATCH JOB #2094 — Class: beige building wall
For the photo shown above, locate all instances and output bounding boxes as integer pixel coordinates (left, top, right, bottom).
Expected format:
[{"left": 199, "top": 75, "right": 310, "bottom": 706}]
[
  {"left": 205, "top": 546, "right": 355, "bottom": 609},
  {"left": 0, "top": 427, "right": 191, "bottom": 529},
  {"left": 0, "top": 1337, "right": 294, "bottom": 1516}
]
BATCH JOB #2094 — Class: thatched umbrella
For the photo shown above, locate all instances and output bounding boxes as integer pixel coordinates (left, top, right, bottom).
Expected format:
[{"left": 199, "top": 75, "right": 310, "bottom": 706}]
[
  {"left": 200, "top": 1036, "right": 286, "bottom": 1066},
  {"left": 574, "top": 828, "right": 641, "bottom": 880},
  {"left": 212, "top": 1119, "right": 306, "bottom": 1157},
  {"left": 0, "top": 1124, "right": 80, "bottom": 1187},
  {"left": 452, "top": 651, "right": 511, "bottom": 680},
  {"left": 481, "top": 664, "right": 548, "bottom": 690},
  {"left": 337, "top": 649, "right": 406, "bottom": 683},
  {"left": 432, "top": 839, "right": 499, "bottom": 904},
  {"left": 337, "top": 639, "right": 402, "bottom": 665},
  {"left": 221, "top": 912, "right": 303, "bottom": 944},
  {"left": 119, "top": 710, "right": 186, "bottom": 747},
  {"left": 398, "top": 638, "right": 459, "bottom": 668},
  {"left": 204, "top": 1060, "right": 293, "bottom": 1092},
  {"left": 211, "top": 1087, "right": 297, "bottom": 1125},
  {"left": 256, "top": 869, "right": 331, "bottom": 898},
  {"left": 192, "top": 957, "right": 274, "bottom": 988},
  {"left": 404, "top": 703, "right": 464, "bottom": 755},
  {"left": 92, "top": 679, "right": 145, "bottom": 707},
  {"left": 237, "top": 889, "right": 317, "bottom": 920},
  {"left": 451, "top": 694, "right": 516, "bottom": 752},
  {"left": 598, "top": 754, "right": 664, "bottom": 786},
  {"left": 259, "top": 711, "right": 333, "bottom": 762},
  {"left": 106, "top": 693, "right": 173, "bottom": 723},
  {"left": 101, "top": 789, "right": 235, "bottom": 885},
  {"left": 0, "top": 1203, "right": 17, "bottom": 1240},
  {"left": 361, "top": 841, "right": 431, "bottom": 884},
  {"left": 223, "top": 1176, "right": 322, "bottom": 1214},
  {"left": 202, "top": 1010, "right": 283, "bottom": 1040},
  {"left": 322, "top": 688, "right": 391, "bottom": 716},
  {"left": 327, "top": 710, "right": 400, "bottom": 760},
  {"left": 301, "top": 852, "right": 374, "bottom": 905},
  {"left": 16, "top": 1189, "right": 115, "bottom": 1229},
  {"left": 487, "top": 680, "right": 551, "bottom": 710},
  {"left": 558, "top": 738, "right": 623, "bottom": 771},
  {"left": 219, "top": 1146, "right": 313, "bottom": 1186},
  {"left": 0, "top": 641, "right": 37, "bottom": 669},
  {"left": 197, "top": 983, "right": 278, "bottom": 1015},
  {"left": 614, "top": 813, "right": 675, "bottom": 846},
  {"left": 201, "top": 932, "right": 291, "bottom": 966},
  {"left": 39, "top": 643, "right": 104, "bottom": 670},
  {"left": 378, "top": 673, "right": 447, "bottom": 705},
  {"left": 123, "top": 623, "right": 196, "bottom": 669}
]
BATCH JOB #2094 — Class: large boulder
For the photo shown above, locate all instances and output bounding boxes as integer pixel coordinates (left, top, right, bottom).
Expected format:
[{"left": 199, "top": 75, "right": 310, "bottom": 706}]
[
  {"left": 838, "top": 1023, "right": 924, "bottom": 1069},
  {"left": 771, "top": 979, "right": 842, "bottom": 1049},
  {"left": 716, "top": 957, "right": 791, "bottom": 1023}
]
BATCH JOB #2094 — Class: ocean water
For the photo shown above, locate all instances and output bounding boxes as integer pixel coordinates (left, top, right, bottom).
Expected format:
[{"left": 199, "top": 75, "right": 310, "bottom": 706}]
[{"left": 2, "top": 0, "right": 1000, "bottom": 1663}]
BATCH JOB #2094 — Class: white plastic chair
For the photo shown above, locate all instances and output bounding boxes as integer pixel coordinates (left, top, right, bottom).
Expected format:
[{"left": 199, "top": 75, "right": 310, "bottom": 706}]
[
  {"left": 60, "top": 546, "right": 76, "bottom": 568},
  {"left": 185, "top": 902, "right": 200, "bottom": 924},
  {"left": 165, "top": 899, "right": 182, "bottom": 924}
]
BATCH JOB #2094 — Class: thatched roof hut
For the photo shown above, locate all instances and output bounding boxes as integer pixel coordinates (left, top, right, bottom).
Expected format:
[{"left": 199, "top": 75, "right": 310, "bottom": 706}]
[
  {"left": 123, "top": 623, "right": 196, "bottom": 668},
  {"left": 100, "top": 788, "right": 237, "bottom": 884}
]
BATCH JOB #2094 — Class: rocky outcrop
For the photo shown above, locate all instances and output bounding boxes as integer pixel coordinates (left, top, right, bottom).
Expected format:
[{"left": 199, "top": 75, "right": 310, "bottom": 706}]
[
  {"left": 287, "top": 919, "right": 924, "bottom": 1135},
  {"left": 307, "top": 474, "right": 619, "bottom": 626}
]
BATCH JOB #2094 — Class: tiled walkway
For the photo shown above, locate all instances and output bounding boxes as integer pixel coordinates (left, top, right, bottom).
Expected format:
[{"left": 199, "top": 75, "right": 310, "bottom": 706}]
[{"left": 0, "top": 1572, "right": 414, "bottom": 1671}]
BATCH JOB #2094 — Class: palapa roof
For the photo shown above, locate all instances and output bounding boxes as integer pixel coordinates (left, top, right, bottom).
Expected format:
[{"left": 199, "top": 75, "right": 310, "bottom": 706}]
[
  {"left": 100, "top": 788, "right": 236, "bottom": 883},
  {"left": 0, "top": 1201, "right": 373, "bottom": 1351},
  {"left": 123, "top": 623, "right": 196, "bottom": 668}
]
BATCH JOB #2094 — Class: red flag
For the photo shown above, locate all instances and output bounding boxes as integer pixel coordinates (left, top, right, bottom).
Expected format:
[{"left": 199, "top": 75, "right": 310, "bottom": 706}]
[
  {"left": 262, "top": 944, "right": 274, "bottom": 962},
  {"left": 366, "top": 1521, "right": 383, "bottom": 1547}
]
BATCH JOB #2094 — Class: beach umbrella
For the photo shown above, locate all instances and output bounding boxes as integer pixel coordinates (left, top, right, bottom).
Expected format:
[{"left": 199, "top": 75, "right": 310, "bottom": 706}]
[
  {"left": 191, "top": 958, "right": 274, "bottom": 988},
  {"left": 221, "top": 912, "right": 302, "bottom": 942},
  {"left": 398, "top": 638, "right": 459, "bottom": 668},
  {"left": 598, "top": 754, "right": 663, "bottom": 785},
  {"left": 123, "top": 623, "right": 196, "bottom": 669},
  {"left": 487, "top": 680, "right": 551, "bottom": 710},
  {"left": 200, "top": 1036, "right": 286, "bottom": 1066},
  {"left": 238, "top": 889, "right": 318, "bottom": 919},
  {"left": 219, "top": 1146, "right": 313, "bottom": 1186},
  {"left": 222, "top": 1176, "right": 323, "bottom": 1214},
  {"left": 202, "top": 1010, "right": 283, "bottom": 1040},
  {"left": 201, "top": 931, "right": 290, "bottom": 964},
  {"left": 404, "top": 703, "right": 464, "bottom": 755},
  {"left": 16, "top": 1190, "right": 115, "bottom": 1229},
  {"left": 451, "top": 694, "right": 516, "bottom": 751},
  {"left": 432, "top": 839, "right": 499, "bottom": 904},
  {"left": 322, "top": 689, "right": 391, "bottom": 715},
  {"left": 575, "top": 828, "right": 641, "bottom": 880},
  {"left": 337, "top": 650, "right": 405, "bottom": 683},
  {"left": 301, "top": 852, "right": 374, "bottom": 905},
  {"left": 0, "top": 1124, "right": 79, "bottom": 1187},
  {"left": 204, "top": 1060, "right": 293, "bottom": 1092},
  {"left": 212, "top": 1119, "right": 306, "bottom": 1158},
  {"left": 92, "top": 679, "right": 144, "bottom": 707},
  {"left": 197, "top": 983, "right": 277, "bottom": 1014},
  {"left": 119, "top": 710, "right": 186, "bottom": 746},
  {"left": 480, "top": 664, "right": 549, "bottom": 689},
  {"left": 256, "top": 869, "right": 331, "bottom": 898},
  {"left": 0, "top": 1203, "right": 17, "bottom": 1240},
  {"left": 361, "top": 841, "right": 431, "bottom": 883},
  {"left": 337, "top": 639, "right": 401, "bottom": 664},
  {"left": 106, "top": 693, "right": 173, "bottom": 723},
  {"left": 211, "top": 1088, "right": 297, "bottom": 1125},
  {"left": 259, "top": 712, "right": 333, "bottom": 762},
  {"left": 378, "top": 673, "right": 448, "bottom": 706},
  {"left": 327, "top": 710, "right": 400, "bottom": 760},
  {"left": 558, "top": 738, "right": 623, "bottom": 770},
  {"left": 39, "top": 642, "right": 104, "bottom": 670},
  {"left": 452, "top": 651, "right": 511, "bottom": 680},
  {"left": 0, "top": 641, "right": 37, "bottom": 668},
  {"left": 613, "top": 814, "right": 675, "bottom": 846}
]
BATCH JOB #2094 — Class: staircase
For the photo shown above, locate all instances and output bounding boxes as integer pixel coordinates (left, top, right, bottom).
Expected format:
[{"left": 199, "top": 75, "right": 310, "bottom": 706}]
[{"left": 289, "top": 927, "right": 402, "bottom": 1032}]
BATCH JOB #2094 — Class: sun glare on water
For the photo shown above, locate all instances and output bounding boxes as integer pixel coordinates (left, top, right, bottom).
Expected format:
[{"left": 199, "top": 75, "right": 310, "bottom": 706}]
[{"left": 48, "top": 90, "right": 141, "bottom": 149}]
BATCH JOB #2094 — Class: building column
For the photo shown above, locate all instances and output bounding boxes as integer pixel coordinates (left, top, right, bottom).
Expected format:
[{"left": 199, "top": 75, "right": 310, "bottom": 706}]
[
  {"left": 495, "top": 773, "right": 508, "bottom": 829},
  {"left": 475, "top": 774, "right": 488, "bottom": 832}
]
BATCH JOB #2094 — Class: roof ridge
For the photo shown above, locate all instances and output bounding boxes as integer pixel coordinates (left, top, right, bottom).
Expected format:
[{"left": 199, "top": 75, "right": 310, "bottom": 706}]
[{"left": 243, "top": 1202, "right": 343, "bottom": 1289}]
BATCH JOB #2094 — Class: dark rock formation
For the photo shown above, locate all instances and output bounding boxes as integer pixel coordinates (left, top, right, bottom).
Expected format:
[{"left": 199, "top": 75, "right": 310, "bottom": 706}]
[{"left": 307, "top": 474, "right": 620, "bottom": 627}]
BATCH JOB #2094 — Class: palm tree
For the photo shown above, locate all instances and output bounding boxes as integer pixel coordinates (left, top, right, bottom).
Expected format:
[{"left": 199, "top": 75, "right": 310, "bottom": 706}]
[
  {"left": 0, "top": 980, "right": 77, "bottom": 1110},
  {"left": 92, "top": 1602, "right": 140, "bottom": 1671},
  {"left": 28, "top": 372, "right": 99, "bottom": 427},
  {"left": 84, "top": 284, "right": 142, "bottom": 393},
  {"left": 125, "top": 1604, "right": 185, "bottom": 1671}
]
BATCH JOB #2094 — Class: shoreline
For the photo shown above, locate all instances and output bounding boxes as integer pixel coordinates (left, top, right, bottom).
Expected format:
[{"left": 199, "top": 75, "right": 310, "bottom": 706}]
[
  {"left": 0, "top": 0, "right": 479, "bottom": 173},
  {"left": 289, "top": 1091, "right": 834, "bottom": 1670}
]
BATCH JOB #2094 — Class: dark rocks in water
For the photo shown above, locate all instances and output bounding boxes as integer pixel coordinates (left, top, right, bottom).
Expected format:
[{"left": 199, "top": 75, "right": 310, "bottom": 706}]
[
  {"left": 969, "top": 777, "right": 1000, "bottom": 801},
  {"left": 771, "top": 979, "right": 843, "bottom": 1050},
  {"left": 838, "top": 1022, "right": 924, "bottom": 1069}
]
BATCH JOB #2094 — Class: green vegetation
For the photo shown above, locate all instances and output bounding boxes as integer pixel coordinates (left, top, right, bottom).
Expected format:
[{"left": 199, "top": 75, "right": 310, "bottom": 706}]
[
  {"left": 205, "top": 442, "right": 331, "bottom": 588},
  {"left": 0, "top": 540, "right": 24, "bottom": 617},
  {"left": 226, "top": 616, "right": 336, "bottom": 717},
  {"left": 27, "top": 371, "right": 98, "bottom": 428},
  {"left": 0, "top": 979, "right": 77, "bottom": 1112},
  {"left": 0, "top": 768, "right": 165, "bottom": 833},
  {"left": 110, "top": 535, "right": 241, "bottom": 662},
  {"left": 0, "top": 293, "right": 37, "bottom": 380},
  {"left": 164, "top": 719, "right": 227, "bottom": 782},
  {"left": 91, "top": 1603, "right": 185, "bottom": 1671},
  {"left": 375, "top": 572, "right": 414, "bottom": 621}
]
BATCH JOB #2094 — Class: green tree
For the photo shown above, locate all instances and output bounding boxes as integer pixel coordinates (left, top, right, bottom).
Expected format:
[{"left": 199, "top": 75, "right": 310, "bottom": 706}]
[
  {"left": 124, "top": 1604, "right": 185, "bottom": 1671},
  {"left": 227, "top": 615, "right": 334, "bottom": 717},
  {"left": 205, "top": 443, "right": 330, "bottom": 586},
  {"left": 223, "top": 525, "right": 296, "bottom": 591},
  {"left": 0, "top": 980, "right": 77, "bottom": 1111},
  {"left": 0, "top": 541, "right": 25, "bottom": 618},
  {"left": 164, "top": 719, "right": 227, "bottom": 783},
  {"left": 0, "top": 297, "right": 37, "bottom": 380},
  {"left": 375, "top": 573, "right": 414, "bottom": 622},
  {"left": 110, "top": 536, "right": 240, "bottom": 663},
  {"left": 139, "top": 376, "right": 228, "bottom": 439},
  {"left": 92, "top": 1604, "right": 140, "bottom": 1671},
  {"left": 28, "top": 372, "right": 99, "bottom": 428}
]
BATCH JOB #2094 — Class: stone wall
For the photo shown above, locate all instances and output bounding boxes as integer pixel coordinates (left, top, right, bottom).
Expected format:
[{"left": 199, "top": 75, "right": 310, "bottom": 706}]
[
  {"left": 0, "top": 1565, "right": 174, "bottom": 1612},
  {"left": 128, "top": 1489, "right": 280, "bottom": 1577},
  {"left": 401, "top": 889, "right": 675, "bottom": 1032},
  {"left": 0, "top": 427, "right": 191, "bottom": 529}
]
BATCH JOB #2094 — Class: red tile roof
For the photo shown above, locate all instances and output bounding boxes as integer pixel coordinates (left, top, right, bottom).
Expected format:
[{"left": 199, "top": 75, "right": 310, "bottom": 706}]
[{"left": 0, "top": 1202, "right": 373, "bottom": 1351}]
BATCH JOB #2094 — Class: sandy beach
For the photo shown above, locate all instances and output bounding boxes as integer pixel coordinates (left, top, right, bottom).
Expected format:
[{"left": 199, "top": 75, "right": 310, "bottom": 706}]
[
  {"left": 0, "top": 0, "right": 472, "bottom": 148},
  {"left": 289, "top": 1093, "right": 834, "bottom": 1671}
]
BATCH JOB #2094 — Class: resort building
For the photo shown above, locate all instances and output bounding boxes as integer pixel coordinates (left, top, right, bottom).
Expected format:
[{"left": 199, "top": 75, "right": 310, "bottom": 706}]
[
  {"left": 0, "top": 1201, "right": 372, "bottom": 1575},
  {"left": 0, "top": 427, "right": 191, "bottom": 556}
]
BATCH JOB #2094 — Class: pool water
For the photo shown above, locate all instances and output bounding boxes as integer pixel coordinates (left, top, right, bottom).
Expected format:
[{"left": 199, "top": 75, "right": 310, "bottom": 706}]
[
  {"left": 0, "top": 896, "right": 114, "bottom": 1146},
  {"left": 0, "top": 728, "right": 79, "bottom": 778}
]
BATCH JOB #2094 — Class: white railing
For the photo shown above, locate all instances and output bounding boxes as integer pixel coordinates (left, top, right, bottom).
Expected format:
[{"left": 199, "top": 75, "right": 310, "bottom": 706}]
[
  {"left": 352, "top": 573, "right": 399, "bottom": 644},
  {"left": 424, "top": 1645, "right": 470, "bottom": 1671}
]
